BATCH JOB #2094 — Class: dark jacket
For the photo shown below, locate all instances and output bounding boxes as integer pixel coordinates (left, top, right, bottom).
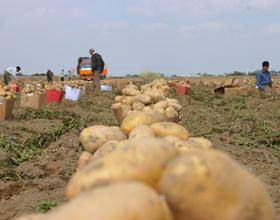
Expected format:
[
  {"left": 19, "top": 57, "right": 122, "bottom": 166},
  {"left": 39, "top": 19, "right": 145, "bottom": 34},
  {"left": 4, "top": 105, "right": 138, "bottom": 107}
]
[
  {"left": 91, "top": 53, "right": 104, "bottom": 73},
  {"left": 47, "top": 70, "right": 54, "bottom": 82}
]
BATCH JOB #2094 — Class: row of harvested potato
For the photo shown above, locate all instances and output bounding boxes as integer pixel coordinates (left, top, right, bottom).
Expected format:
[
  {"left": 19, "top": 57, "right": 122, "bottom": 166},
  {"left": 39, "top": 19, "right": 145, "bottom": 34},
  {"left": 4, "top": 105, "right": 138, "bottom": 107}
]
[
  {"left": 0, "top": 85, "right": 17, "bottom": 100},
  {"left": 65, "top": 80, "right": 92, "bottom": 89},
  {"left": 22, "top": 83, "right": 45, "bottom": 95},
  {"left": 19, "top": 115, "right": 276, "bottom": 220},
  {"left": 18, "top": 79, "right": 276, "bottom": 220},
  {"left": 112, "top": 79, "right": 182, "bottom": 122},
  {"left": 22, "top": 80, "right": 92, "bottom": 94}
]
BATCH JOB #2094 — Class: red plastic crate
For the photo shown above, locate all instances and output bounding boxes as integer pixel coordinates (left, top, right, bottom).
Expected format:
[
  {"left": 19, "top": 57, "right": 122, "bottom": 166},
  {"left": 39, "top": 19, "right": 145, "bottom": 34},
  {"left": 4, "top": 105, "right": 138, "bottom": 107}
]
[
  {"left": 45, "top": 90, "right": 64, "bottom": 103},
  {"left": 168, "top": 82, "right": 177, "bottom": 88},
  {"left": 9, "top": 84, "right": 20, "bottom": 92},
  {"left": 176, "top": 86, "right": 189, "bottom": 96}
]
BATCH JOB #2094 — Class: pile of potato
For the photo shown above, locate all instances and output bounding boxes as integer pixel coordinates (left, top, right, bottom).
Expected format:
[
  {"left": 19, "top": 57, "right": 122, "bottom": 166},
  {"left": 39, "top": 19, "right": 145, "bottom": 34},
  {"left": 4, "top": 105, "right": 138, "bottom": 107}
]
[
  {"left": 18, "top": 79, "right": 276, "bottom": 220},
  {"left": 0, "top": 85, "right": 17, "bottom": 100},
  {"left": 112, "top": 79, "right": 182, "bottom": 122},
  {"left": 22, "top": 83, "right": 45, "bottom": 95},
  {"left": 274, "top": 81, "right": 280, "bottom": 88},
  {"left": 168, "top": 79, "right": 189, "bottom": 87},
  {"left": 103, "top": 78, "right": 144, "bottom": 90},
  {"left": 44, "top": 82, "right": 65, "bottom": 91},
  {"left": 65, "top": 80, "right": 91, "bottom": 90}
]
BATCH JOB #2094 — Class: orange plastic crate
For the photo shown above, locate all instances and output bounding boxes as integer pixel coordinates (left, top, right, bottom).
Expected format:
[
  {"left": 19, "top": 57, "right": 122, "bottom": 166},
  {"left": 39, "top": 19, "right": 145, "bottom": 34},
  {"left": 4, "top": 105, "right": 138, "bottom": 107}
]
[{"left": 176, "top": 86, "right": 189, "bottom": 96}]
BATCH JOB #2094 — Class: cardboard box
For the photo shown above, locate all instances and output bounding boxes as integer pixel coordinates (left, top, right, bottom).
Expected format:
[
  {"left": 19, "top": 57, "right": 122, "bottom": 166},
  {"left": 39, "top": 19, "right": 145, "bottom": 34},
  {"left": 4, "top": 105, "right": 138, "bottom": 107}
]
[
  {"left": 273, "top": 87, "right": 280, "bottom": 96},
  {"left": 225, "top": 87, "right": 250, "bottom": 96},
  {"left": 213, "top": 86, "right": 225, "bottom": 95},
  {"left": 0, "top": 99, "right": 14, "bottom": 120},
  {"left": 224, "top": 78, "right": 234, "bottom": 87},
  {"left": 20, "top": 93, "right": 45, "bottom": 109}
]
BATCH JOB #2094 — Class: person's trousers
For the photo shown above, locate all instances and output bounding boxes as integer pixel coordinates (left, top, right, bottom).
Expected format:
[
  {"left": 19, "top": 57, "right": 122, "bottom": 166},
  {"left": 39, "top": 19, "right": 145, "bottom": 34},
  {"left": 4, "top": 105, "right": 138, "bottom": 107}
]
[
  {"left": 93, "top": 71, "right": 101, "bottom": 91},
  {"left": 3, "top": 71, "right": 12, "bottom": 85},
  {"left": 259, "top": 85, "right": 273, "bottom": 98}
]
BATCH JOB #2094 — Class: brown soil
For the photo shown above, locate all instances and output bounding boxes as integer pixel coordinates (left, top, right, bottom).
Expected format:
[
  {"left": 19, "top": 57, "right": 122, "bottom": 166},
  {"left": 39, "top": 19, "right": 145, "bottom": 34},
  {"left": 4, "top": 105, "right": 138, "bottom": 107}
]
[
  {"left": 178, "top": 87, "right": 280, "bottom": 218},
  {"left": 0, "top": 82, "right": 279, "bottom": 220},
  {"left": 0, "top": 90, "right": 117, "bottom": 220}
]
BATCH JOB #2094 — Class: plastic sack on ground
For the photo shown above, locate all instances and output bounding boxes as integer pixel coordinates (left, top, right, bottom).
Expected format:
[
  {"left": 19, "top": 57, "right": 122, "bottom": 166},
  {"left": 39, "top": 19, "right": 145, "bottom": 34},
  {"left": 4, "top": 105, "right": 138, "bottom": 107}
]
[
  {"left": 65, "top": 85, "right": 81, "bottom": 101},
  {"left": 101, "top": 85, "right": 112, "bottom": 91}
]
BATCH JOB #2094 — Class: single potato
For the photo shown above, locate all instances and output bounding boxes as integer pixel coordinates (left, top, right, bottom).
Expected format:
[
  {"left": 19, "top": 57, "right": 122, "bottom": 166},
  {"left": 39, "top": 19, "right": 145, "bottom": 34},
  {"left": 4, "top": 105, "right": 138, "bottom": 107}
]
[
  {"left": 159, "top": 149, "right": 276, "bottom": 220},
  {"left": 19, "top": 182, "right": 174, "bottom": 220},
  {"left": 151, "top": 122, "right": 190, "bottom": 140},
  {"left": 121, "top": 110, "right": 168, "bottom": 135},
  {"left": 67, "top": 138, "right": 179, "bottom": 198},
  {"left": 80, "top": 126, "right": 127, "bottom": 153}
]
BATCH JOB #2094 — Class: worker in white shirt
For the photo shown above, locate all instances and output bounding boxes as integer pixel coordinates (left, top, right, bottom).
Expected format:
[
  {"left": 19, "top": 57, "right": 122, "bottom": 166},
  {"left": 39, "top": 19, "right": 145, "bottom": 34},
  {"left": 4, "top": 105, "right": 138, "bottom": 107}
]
[{"left": 3, "top": 66, "right": 21, "bottom": 85}]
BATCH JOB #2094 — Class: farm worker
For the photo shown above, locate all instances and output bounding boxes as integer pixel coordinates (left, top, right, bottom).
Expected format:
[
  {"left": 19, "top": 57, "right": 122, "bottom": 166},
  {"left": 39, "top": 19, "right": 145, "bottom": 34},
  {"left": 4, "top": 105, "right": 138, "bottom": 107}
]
[
  {"left": 89, "top": 48, "right": 105, "bottom": 91},
  {"left": 61, "top": 69, "right": 65, "bottom": 81},
  {"left": 46, "top": 69, "right": 54, "bottom": 83},
  {"left": 256, "top": 61, "right": 273, "bottom": 96},
  {"left": 3, "top": 66, "right": 21, "bottom": 85},
  {"left": 68, "top": 70, "right": 72, "bottom": 80}
]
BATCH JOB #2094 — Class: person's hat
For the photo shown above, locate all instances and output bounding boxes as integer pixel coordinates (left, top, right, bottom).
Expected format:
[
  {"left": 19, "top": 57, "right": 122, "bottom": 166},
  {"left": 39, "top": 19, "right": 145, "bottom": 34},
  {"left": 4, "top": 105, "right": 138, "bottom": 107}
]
[{"left": 89, "top": 48, "right": 95, "bottom": 54}]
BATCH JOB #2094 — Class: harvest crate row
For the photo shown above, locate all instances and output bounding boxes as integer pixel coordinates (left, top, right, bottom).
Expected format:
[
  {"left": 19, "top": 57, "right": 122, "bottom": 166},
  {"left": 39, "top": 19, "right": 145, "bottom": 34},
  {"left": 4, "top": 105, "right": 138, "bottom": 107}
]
[{"left": 0, "top": 81, "right": 112, "bottom": 120}]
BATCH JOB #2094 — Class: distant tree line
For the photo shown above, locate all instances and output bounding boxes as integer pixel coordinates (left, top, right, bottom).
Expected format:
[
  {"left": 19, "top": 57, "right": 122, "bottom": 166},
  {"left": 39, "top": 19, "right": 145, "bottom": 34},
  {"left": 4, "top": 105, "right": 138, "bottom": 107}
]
[
  {"left": 225, "top": 70, "right": 280, "bottom": 76},
  {"left": 126, "top": 71, "right": 165, "bottom": 78},
  {"left": 194, "top": 70, "right": 280, "bottom": 77}
]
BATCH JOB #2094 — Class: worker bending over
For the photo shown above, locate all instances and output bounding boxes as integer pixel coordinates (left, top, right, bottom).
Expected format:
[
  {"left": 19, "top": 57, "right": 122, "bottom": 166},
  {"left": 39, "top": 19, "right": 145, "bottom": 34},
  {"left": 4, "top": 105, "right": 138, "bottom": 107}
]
[{"left": 3, "top": 66, "right": 21, "bottom": 85}]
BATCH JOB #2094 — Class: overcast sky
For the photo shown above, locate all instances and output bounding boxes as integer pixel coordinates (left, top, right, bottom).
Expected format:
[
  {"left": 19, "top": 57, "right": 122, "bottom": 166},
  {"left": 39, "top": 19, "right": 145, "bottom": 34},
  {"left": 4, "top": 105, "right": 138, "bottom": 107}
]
[{"left": 1, "top": 0, "right": 280, "bottom": 75}]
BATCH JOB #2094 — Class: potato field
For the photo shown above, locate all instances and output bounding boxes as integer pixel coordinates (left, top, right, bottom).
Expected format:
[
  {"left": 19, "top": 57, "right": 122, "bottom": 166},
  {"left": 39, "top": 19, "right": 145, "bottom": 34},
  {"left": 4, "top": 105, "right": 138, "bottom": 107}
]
[{"left": 0, "top": 76, "right": 279, "bottom": 220}]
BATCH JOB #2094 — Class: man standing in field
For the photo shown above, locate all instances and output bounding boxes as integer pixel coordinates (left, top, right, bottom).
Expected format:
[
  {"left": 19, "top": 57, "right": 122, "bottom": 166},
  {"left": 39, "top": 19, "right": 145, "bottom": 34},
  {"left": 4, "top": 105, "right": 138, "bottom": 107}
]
[
  {"left": 3, "top": 66, "right": 21, "bottom": 85},
  {"left": 61, "top": 69, "right": 65, "bottom": 81},
  {"left": 46, "top": 69, "right": 54, "bottom": 83},
  {"left": 256, "top": 61, "right": 273, "bottom": 97},
  {"left": 89, "top": 48, "right": 105, "bottom": 91}
]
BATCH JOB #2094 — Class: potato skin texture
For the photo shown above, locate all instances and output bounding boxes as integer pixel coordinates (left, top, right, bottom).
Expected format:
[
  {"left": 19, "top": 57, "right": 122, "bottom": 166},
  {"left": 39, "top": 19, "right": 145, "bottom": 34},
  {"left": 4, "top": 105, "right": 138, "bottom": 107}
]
[
  {"left": 121, "top": 110, "right": 167, "bottom": 135},
  {"left": 136, "top": 94, "right": 152, "bottom": 105},
  {"left": 159, "top": 149, "right": 276, "bottom": 220},
  {"left": 132, "top": 101, "right": 146, "bottom": 111},
  {"left": 19, "top": 182, "right": 174, "bottom": 220},
  {"left": 112, "top": 103, "right": 132, "bottom": 123},
  {"left": 77, "top": 151, "right": 92, "bottom": 171},
  {"left": 185, "top": 137, "right": 213, "bottom": 150},
  {"left": 151, "top": 122, "right": 190, "bottom": 140},
  {"left": 67, "top": 138, "right": 179, "bottom": 199},
  {"left": 91, "top": 140, "right": 119, "bottom": 161},
  {"left": 129, "top": 125, "right": 156, "bottom": 140},
  {"left": 80, "top": 126, "right": 126, "bottom": 153}
]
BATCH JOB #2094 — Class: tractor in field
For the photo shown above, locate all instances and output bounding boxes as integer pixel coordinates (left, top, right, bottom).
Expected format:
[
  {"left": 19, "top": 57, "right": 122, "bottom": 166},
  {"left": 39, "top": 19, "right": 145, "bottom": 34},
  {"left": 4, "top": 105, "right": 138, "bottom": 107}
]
[{"left": 77, "top": 57, "right": 107, "bottom": 80}]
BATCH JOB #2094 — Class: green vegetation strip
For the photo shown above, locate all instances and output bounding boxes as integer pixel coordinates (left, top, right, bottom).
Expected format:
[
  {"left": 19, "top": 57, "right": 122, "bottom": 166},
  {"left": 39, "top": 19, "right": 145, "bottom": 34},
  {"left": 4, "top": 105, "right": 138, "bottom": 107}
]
[{"left": 35, "top": 201, "right": 58, "bottom": 214}]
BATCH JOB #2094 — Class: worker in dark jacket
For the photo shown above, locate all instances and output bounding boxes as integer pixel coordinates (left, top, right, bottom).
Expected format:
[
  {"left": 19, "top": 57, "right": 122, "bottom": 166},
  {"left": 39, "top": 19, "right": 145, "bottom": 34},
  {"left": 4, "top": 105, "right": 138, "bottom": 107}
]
[
  {"left": 46, "top": 69, "right": 54, "bottom": 83},
  {"left": 89, "top": 48, "right": 104, "bottom": 91},
  {"left": 256, "top": 61, "right": 273, "bottom": 96}
]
